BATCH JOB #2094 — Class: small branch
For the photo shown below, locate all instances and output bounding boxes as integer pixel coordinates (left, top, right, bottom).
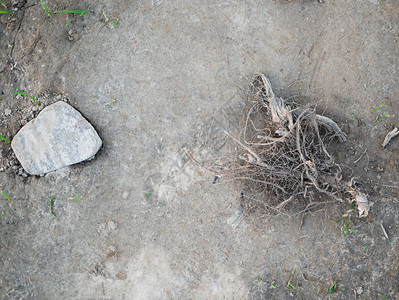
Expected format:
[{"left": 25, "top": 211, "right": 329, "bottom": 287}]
[
  {"left": 380, "top": 223, "right": 390, "bottom": 242},
  {"left": 353, "top": 149, "right": 367, "bottom": 164}
]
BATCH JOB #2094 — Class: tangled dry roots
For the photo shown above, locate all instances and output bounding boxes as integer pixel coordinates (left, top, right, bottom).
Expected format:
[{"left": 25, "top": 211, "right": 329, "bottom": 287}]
[{"left": 222, "top": 74, "right": 369, "bottom": 217}]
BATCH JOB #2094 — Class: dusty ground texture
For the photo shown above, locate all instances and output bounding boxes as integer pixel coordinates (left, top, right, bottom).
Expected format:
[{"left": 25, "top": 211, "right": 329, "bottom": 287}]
[{"left": 1, "top": 0, "right": 399, "bottom": 299}]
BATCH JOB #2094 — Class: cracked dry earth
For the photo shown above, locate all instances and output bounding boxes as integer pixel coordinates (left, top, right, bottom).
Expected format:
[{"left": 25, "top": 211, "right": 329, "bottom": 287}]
[{"left": 1, "top": 0, "right": 399, "bottom": 299}]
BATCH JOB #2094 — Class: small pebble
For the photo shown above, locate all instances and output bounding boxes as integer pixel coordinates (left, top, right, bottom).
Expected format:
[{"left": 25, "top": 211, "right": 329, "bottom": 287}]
[
  {"left": 4, "top": 108, "right": 11, "bottom": 116},
  {"left": 32, "top": 106, "right": 38, "bottom": 112},
  {"left": 377, "top": 175, "right": 381, "bottom": 180},
  {"left": 356, "top": 286, "right": 363, "bottom": 295}
]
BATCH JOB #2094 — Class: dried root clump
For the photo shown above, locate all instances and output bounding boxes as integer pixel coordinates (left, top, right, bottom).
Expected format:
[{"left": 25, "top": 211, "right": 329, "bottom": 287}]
[{"left": 223, "top": 74, "right": 368, "bottom": 217}]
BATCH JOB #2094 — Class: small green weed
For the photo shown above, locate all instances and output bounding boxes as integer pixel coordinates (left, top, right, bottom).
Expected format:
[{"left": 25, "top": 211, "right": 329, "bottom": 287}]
[
  {"left": 349, "top": 115, "right": 355, "bottom": 121},
  {"left": 50, "top": 195, "right": 58, "bottom": 220},
  {"left": 105, "top": 99, "right": 116, "bottom": 106},
  {"left": 0, "top": 1, "right": 7, "bottom": 8},
  {"left": 1, "top": 191, "right": 12, "bottom": 203},
  {"left": 270, "top": 282, "right": 276, "bottom": 289},
  {"left": 341, "top": 219, "right": 358, "bottom": 237},
  {"left": 370, "top": 105, "right": 387, "bottom": 113},
  {"left": 102, "top": 10, "right": 119, "bottom": 29},
  {"left": 328, "top": 280, "right": 337, "bottom": 300},
  {"left": 0, "top": 212, "right": 4, "bottom": 217},
  {"left": 0, "top": 10, "right": 12, "bottom": 14},
  {"left": 0, "top": 135, "right": 11, "bottom": 143},
  {"left": 68, "top": 196, "right": 85, "bottom": 199},
  {"left": 378, "top": 294, "right": 388, "bottom": 300},
  {"left": 370, "top": 105, "right": 394, "bottom": 122},
  {"left": 145, "top": 189, "right": 154, "bottom": 199},
  {"left": 13, "top": 91, "right": 40, "bottom": 106},
  {"left": 54, "top": 9, "right": 89, "bottom": 15},
  {"left": 102, "top": 9, "right": 109, "bottom": 22},
  {"left": 40, "top": 0, "right": 51, "bottom": 17},
  {"left": 375, "top": 114, "right": 394, "bottom": 123},
  {"left": 286, "top": 270, "right": 298, "bottom": 290}
]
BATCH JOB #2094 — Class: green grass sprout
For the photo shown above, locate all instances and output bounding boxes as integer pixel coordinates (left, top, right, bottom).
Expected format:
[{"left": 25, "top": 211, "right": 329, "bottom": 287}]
[
  {"left": 349, "top": 115, "right": 355, "bottom": 121},
  {"left": 105, "top": 99, "right": 116, "bottom": 106},
  {"left": 0, "top": 1, "right": 7, "bottom": 8},
  {"left": 112, "top": 19, "right": 119, "bottom": 28},
  {"left": 68, "top": 196, "right": 85, "bottom": 199},
  {"left": 286, "top": 270, "right": 298, "bottom": 290},
  {"left": 328, "top": 280, "right": 337, "bottom": 300},
  {"left": 0, "top": 135, "right": 11, "bottom": 143},
  {"left": 102, "top": 9, "right": 109, "bottom": 22},
  {"left": 378, "top": 294, "right": 388, "bottom": 300},
  {"left": 376, "top": 114, "right": 394, "bottom": 123},
  {"left": 0, "top": 10, "right": 12, "bottom": 14},
  {"left": 145, "top": 189, "right": 154, "bottom": 199},
  {"left": 341, "top": 219, "right": 358, "bottom": 237},
  {"left": 270, "top": 282, "right": 276, "bottom": 289},
  {"left": 370, "top": 105, "right": 387, "bottom": 113},
  {"left": 40, "top": 0, "right": 51, "bottom": 17},
  {"left": 50, "top": 195, "right": 58, "bottom": 220},
  {"left": 54, "top": 10, "right": 89, "bottom": 15},
  {"left": 66, "top": 14, "right": 69, "bottom": 26},
  {"left": 2, "top": 191, "right": 12, "bottom": 202},
  {"left": 0, "top": 212, "right": 4, "bottom": 217},
  {"left": 13, "top": 91, "right": 40, "bottom": 106}
]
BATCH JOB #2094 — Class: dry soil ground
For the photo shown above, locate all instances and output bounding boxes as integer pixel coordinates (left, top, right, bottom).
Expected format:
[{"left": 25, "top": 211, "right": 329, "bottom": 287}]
[{"left": 0, "top": 0, "right": 399, "bottom": 299}]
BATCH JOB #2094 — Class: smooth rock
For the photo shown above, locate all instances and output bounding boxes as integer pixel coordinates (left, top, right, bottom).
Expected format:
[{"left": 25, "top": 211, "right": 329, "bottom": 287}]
[
  {"left": 4, "top": 108, "right": 11, "bottom": 116},
  {"left": 11, "top": 101, "right": 102, "bottom": 175}
]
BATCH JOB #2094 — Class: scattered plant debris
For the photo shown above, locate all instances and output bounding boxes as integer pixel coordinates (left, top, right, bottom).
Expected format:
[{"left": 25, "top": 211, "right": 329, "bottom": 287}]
[{"left": 213, "top": 74, "right": 369, "bottom": 216}]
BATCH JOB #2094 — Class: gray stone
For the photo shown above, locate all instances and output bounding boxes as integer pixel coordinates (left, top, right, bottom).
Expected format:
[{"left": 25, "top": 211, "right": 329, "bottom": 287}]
[
  {"left": 11, "top": 101, "right": 102, "bottom": 175},
  {"left": 4, "top": 108, "right": 11, "bottom": 116}
]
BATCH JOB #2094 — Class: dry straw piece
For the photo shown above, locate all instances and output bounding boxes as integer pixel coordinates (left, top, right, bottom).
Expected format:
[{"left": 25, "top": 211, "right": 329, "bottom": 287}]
[{"left": 220, "top": 74, "right": 369, "bottom": 217}]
